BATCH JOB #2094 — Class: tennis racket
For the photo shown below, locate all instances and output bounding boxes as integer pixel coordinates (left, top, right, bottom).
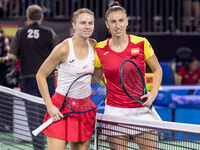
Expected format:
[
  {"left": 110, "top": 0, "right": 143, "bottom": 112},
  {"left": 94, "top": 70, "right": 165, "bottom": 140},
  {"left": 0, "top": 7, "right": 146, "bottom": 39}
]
[
  {"left": 32, "top": 73, "right": 107, "bottom": 136},
  {"left": 119, "top": 59, "right": 162, "bottom": 121}
]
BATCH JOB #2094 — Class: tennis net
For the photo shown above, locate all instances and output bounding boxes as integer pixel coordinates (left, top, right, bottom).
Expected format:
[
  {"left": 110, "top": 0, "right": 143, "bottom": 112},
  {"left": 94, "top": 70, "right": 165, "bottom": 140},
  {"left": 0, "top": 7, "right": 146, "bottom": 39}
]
[
  {"left": 95, "top": 114, "right": 200, "bottom": 150},
  {"left": 0, "top": 85, "right": 200, "bottom": 150},
  {"left": 0, "top": 85, "right": 47, "bottom": 150},
  {"left": 0, "top": 86, "right": 95, "bottom": 150}
]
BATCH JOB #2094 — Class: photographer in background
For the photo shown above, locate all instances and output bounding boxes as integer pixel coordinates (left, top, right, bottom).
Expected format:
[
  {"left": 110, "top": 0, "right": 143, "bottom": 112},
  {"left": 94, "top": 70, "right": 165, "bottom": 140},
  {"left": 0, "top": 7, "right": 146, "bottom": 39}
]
[{"left": 0, "top": 27, "right": 9, "bottom": 86}]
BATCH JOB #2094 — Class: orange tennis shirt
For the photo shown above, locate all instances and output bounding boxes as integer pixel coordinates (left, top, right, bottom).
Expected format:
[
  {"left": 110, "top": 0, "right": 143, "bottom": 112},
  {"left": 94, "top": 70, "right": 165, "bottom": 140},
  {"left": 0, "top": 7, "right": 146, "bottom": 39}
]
[{"left": 95, "top": 35, "right": 154, "bottom": 108}]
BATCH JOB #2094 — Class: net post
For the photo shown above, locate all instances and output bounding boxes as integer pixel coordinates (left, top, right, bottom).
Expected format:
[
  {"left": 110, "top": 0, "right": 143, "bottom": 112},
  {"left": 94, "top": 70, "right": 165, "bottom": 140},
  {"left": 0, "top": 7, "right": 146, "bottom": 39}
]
[{"left": 94, "top": 116, "right": 98, "bottom": 150}]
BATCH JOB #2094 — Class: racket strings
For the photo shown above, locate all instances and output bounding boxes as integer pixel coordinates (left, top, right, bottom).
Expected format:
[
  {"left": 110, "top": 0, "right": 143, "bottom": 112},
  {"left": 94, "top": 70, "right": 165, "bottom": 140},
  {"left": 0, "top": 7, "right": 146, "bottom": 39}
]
[
  {"left": 122, "top": 62, "right": 144, "bottom": 100},
  {"left": 67, "top": 74, "right": 107, "bottom": 112}
]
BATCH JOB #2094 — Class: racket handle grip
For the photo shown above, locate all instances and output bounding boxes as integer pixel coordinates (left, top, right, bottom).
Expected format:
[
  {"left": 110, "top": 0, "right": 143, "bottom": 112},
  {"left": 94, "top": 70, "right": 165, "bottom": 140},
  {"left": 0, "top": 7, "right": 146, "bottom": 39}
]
[{"left": 32, "top": 118, "right": 53, "bottom": 136}]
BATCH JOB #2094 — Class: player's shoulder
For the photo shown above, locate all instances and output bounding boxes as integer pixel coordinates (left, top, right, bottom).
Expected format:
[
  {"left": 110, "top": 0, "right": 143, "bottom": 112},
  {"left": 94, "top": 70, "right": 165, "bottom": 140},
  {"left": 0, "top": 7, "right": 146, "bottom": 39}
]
[
  {"left": 54, "top": 39, "right": 69, "bottom": 54},
  {"left": 89, "top": 38, "right": 97, "bottom": 48},
  {"left": 129, "top": 34, "right": 147, "bottom": 44},
  {"left": 96, "top": 39, "right": 109, "bottom": 49},
  {"left": 50, "top": 39, "right": 69, "bottom": 63},
  {"left": 60, "top": 39, "right": 69, "bottom": 48}
]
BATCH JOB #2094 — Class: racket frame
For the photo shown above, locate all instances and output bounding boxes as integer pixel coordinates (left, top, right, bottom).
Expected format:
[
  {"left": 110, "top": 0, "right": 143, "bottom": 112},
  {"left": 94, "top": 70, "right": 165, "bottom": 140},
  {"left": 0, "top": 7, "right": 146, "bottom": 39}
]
[
  {"left": 119, "top": 59, "right": 147, "bottom": 103},
  {"left": 32, "top": 72, "right": 108, "bottom": 136},
  {"left": 60, "top": 72, "right": 107, "bottom": 115},
  {"left": 119, "top": 59, "right": 162, "bottom": 121}
]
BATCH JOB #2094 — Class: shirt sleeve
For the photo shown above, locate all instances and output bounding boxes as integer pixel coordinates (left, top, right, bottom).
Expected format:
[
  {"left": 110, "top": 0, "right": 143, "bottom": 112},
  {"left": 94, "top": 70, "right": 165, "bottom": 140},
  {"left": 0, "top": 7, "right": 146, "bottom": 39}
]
[
  {"left": 9, "top": 30, "right": 20, "bottom": 57},
  {"left": 94, "top": 50, "right": 102, "bottom": 68},
  {"left": 50, "top": 28, "right": 60, "bottom": 49},
  {"left": 144, "top": 38, "right": 154, "bottom": 60}
]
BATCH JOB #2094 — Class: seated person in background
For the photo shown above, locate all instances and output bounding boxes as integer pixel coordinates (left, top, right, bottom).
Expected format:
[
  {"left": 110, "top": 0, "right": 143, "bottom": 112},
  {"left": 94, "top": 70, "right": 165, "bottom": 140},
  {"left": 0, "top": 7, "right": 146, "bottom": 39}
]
[
  {"left": 175, "top": 57, "right": 200, "bottom": 85},
  {"left": 170, "top": 47, "right": 192, "bottom": 84}
]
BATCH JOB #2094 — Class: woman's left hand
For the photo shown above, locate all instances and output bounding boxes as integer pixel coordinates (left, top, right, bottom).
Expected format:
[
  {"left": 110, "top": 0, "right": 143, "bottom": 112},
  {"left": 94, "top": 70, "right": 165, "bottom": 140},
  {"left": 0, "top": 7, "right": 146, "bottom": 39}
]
[{"left": 140, "top": 91, "right": 157, "bottom": 107}]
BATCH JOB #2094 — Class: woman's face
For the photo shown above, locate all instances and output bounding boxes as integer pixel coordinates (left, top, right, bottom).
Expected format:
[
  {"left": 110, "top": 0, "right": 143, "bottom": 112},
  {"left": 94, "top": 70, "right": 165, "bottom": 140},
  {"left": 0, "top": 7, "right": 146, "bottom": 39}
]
[
  {"left": 189, "top": 60, "right": 199, "bottom": 72},
  {"left": 73, "top": 13, "right": 94, "bottom": 38},
  {"left": 106, "top": 10, "right": 128, "bottom": 38}
]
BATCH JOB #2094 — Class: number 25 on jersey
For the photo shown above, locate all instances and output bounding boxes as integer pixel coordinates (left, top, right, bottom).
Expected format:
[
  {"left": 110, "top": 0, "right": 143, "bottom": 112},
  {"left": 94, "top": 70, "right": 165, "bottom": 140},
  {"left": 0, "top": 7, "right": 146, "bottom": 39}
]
[{"left": 27, "top": 29, "right": 40, "bottom": 39}]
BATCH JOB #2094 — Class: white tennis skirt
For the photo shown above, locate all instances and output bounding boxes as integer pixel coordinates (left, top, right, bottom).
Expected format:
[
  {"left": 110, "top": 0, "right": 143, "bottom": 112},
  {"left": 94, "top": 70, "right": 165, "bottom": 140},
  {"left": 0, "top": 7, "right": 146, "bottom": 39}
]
[
  {"left": 101, "top": 105, "right": 161, "bottom": 136},
  {"left": 104, "top": 105, "right": 160, "bottom": 121}
]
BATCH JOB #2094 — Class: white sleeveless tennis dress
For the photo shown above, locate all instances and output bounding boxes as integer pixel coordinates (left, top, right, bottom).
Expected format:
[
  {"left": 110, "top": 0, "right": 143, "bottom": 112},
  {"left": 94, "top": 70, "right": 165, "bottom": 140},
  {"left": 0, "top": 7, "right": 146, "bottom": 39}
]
[
  {"left": 56, "top": 38, "right": 94, "bottom": 96},
  {"left": 43, "top": 38, "right": 96, "bottom": 142}
]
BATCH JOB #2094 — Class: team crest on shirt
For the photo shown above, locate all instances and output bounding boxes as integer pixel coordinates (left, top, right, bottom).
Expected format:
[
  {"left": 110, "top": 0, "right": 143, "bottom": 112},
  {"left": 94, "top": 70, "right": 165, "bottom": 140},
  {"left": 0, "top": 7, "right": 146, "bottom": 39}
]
[
  {"left": 131, "top": 48, "right": 139, "bottom": 55},
  {"left": 82, "top": 65, "right": 87, "bottom": 69},
  {"left": 103, "top": 51, "right": 109, "bottom": 55}
]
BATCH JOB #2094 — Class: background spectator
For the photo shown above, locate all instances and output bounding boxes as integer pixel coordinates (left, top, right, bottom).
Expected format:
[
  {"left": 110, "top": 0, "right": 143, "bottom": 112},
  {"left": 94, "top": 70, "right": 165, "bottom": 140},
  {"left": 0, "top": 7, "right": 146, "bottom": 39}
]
[
  {"left": 0, "top": 0, "right": 7, "bottom": 17},
  {"left": 170, "top": 47, "right": 193, "bottom": 84},
  {"left": 183, "top": 0, "right": 200, "bottom": 32},
  {"left": 0, "top": 25, "right": 11, "bottom": 133},
  {"left": 175, "top": 56, "right": 200, "bottom": 85},
  {"left": 7, "top": 4, "right": 59, "bottom": 150},
  {"left": 0, "top": 27, "right": 9, "bottom": 86}
]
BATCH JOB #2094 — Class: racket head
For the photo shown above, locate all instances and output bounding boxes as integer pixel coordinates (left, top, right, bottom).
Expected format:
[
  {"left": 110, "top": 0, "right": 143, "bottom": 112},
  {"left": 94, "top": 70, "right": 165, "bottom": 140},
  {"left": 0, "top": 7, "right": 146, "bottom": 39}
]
[
  {"left": 119, "top": 59, "right": 147, "bottom": 103},
  {"left": 63, "top": 73, "right": 107, "bottom": 115}
]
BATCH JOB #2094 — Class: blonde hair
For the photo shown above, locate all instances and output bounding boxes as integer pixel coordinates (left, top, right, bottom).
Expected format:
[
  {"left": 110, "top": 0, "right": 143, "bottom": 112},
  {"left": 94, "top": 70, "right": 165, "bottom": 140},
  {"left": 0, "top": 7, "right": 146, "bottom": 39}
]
[
  {"left": 105, "top": 1, "right": 126, "bottom": 20},
  {"left": 72, "top": 8, "right": 94, "bottom": 23}
]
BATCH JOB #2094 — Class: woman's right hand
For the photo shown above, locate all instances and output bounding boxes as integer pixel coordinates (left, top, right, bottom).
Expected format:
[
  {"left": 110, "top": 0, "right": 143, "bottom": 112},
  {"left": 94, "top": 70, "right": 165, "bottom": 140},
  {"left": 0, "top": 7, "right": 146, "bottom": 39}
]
[{"left": 47, "top": 104, "right": 64, "bottom": 122}]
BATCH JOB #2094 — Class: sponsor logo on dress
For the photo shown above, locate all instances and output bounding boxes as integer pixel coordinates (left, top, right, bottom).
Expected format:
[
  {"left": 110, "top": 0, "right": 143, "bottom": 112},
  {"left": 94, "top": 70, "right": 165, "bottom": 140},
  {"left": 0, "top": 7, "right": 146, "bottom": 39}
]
[
  {"left": 103, "top": 51, "right": 109, "bottom": 55},
  {"left": 76, "top": 71, "right": 92, "bottom": 75},
  {"left": 69, "top": 59, "right": 75, "bottom": 63}
]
